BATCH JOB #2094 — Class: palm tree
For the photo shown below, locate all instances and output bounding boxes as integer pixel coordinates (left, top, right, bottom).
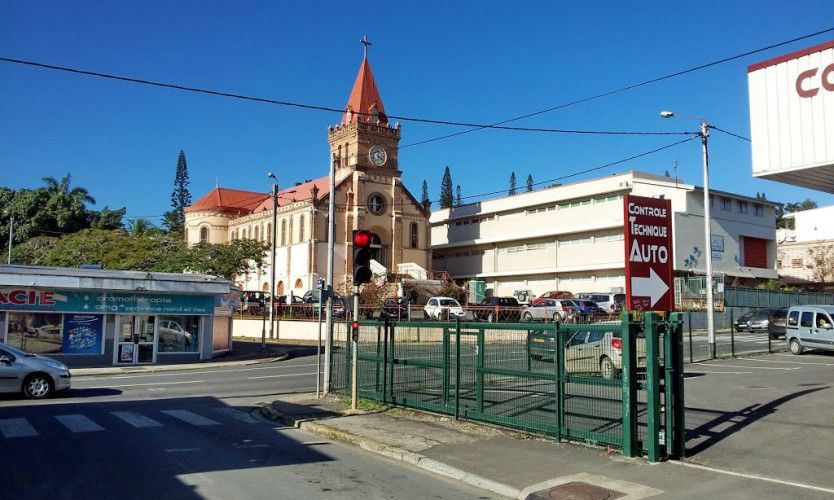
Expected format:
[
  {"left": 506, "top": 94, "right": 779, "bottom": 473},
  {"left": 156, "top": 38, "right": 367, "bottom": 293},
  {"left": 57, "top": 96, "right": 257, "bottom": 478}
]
[
  {"left": 42, "top": 174, "right": 96, "bottom": 205},
  {"left": 127, "top": 218, "right": 154, "bottom": 236}
]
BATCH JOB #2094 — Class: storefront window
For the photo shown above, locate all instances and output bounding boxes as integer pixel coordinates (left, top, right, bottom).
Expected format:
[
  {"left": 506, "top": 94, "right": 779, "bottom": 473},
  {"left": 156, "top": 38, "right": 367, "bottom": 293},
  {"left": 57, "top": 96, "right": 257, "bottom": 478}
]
[
  {"left": 158, "top": 315, "right": 200, "bottom": 353},
  {"left": 6, "top": 312, "right": 63, "bottom": 354}
]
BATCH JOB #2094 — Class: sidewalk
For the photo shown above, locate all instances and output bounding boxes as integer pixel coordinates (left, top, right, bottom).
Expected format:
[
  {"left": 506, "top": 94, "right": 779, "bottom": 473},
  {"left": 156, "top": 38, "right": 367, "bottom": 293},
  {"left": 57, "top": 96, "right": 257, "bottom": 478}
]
[
  {"left": 259, "top": 393, "right": 832, "bottom": 500},
  {"left": 72, "top": 339, "right": 315, "bottom": 377}
]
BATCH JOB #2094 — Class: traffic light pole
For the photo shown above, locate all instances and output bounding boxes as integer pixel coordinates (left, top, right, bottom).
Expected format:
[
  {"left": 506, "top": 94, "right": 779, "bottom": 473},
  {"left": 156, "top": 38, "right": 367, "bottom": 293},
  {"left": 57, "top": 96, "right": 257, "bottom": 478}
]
[
  {"left": 323, "top": 153, "right": 336, "bottom": 395},
  {"left": 351, "top": 284, "right": 359, "bottom": 410}
]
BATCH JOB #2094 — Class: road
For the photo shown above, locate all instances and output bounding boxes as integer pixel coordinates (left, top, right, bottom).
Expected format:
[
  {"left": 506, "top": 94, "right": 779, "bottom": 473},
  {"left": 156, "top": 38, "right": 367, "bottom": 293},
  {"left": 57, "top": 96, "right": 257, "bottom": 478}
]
[{"left": 0, "top": 356, "right": 500, "bottom": 499}]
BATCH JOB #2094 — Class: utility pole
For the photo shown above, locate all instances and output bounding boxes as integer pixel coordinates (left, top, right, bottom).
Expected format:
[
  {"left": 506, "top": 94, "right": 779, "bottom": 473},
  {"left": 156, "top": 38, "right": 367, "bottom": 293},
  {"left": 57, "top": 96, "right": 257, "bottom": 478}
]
[
  {"left": 700, "top": 121, "right": 716, "bottom": 359},
  {"left": 267, "top": 173, "right": 279, "bottom": 350},
  {"left": 323, "top": 153, "right": 336, "bottom": 394},
  {"left": 6, "top": 215, "right": 12, "bottom": 265}
]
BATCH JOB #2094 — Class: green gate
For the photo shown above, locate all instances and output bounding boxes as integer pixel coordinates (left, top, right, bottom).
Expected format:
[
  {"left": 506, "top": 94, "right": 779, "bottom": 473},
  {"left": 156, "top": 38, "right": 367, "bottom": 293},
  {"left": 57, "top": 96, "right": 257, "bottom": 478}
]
[{"left": 332, "top": 312, "right": 685, "bottom": 461}]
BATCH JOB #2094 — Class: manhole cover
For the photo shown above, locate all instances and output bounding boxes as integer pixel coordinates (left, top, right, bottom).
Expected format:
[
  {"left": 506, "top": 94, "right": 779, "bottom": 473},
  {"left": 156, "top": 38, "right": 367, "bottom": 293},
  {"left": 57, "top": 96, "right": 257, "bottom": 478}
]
[{"left": 528, "top": 481, "right": 625, "bottom": 500}]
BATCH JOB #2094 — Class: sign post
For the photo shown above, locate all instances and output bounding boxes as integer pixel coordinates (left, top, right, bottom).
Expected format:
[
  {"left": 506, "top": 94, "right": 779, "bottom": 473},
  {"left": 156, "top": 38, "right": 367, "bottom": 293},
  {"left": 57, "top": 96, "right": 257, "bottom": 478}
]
[{"left": 624, "top": 195, "right": 674, "bottom": 312}]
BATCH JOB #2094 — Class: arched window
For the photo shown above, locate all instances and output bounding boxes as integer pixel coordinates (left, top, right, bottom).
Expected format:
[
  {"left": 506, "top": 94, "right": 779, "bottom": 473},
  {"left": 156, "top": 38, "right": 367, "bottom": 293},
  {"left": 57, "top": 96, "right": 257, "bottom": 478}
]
[
  {"left": 254, "top": 225, "right": 260, "bottom": 241},
  {"left": 299, "top": 215, "right": 305, "bottom": 242},
  {"left": 262, "top": 282, "right": 269, "bottom": 292},
  {"left": 294, "top": 279, "right": 304, "bottom": 290},
  {"left": 276, "top": 281, "right": 285, "bottom": 295},
  {"left": 199, "top": 226, "right": 209, "bottom": 243},
  {"left": 243, "top": 228, "right": 248, "bottom": 239},
  {"left": 266, "top": 223, "right": 272, "bottom": 244},
  {"left": 281, "top": 220, "right": 287, "bottom": 246},
  {"left": 410, "top": 223, "right": 419, "bottom": 248}
]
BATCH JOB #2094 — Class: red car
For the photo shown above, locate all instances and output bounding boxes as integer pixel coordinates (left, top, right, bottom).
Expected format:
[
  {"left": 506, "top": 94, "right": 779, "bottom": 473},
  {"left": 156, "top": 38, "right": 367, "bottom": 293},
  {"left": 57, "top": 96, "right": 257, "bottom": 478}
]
[{"left": 532, "top": 291, "right": 574, "bottom": 305}]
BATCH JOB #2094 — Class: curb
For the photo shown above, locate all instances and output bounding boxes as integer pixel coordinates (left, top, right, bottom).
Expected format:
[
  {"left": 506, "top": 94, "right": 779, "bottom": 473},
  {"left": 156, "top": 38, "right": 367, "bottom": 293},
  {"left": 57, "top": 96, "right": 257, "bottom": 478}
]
[
  {"left": 72, "top": 353, "right": 290, "bottom": 377},
  {"left": 258, "top": 404, "right": 521, "bottom": 499}
]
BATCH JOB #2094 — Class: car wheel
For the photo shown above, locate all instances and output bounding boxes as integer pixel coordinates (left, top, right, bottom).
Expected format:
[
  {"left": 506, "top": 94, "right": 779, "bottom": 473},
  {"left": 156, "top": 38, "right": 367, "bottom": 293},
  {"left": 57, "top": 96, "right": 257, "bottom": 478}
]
[
  {"left": 523, "top": 312, "right": 533, "bottom": 322},
  {"left": 23, "top": 373, "right": 53, "bottom": 399},
  {"left": 600, "top": 356, "right": 618, "bottom": 380},
  {"left": 789, "top": 338, "right": 804, "bottom": 355}
]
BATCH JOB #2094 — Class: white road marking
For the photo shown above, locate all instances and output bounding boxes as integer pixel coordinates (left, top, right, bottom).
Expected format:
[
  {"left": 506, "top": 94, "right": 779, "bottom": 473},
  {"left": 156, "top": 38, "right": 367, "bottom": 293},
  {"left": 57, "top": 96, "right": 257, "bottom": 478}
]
[
  {"left": 671, "top": 460, "right": 834, "bottom": 495},
  {"left": 111, "top": 411, "right": 162, "bottom": 428},
  {"left": 213, "top": 407, "right": 258, "bottom": 424},
  {"left": 81, "top": 363, "right": 321, "bottom": 381},
  {"left": 162, "top": 410, "right": 220, "bottom": 426},
  {"left": 740, "top": 357, "right": 834, "bottom": 366},
  {"left": 0, "top": 418, "right": 38, "bottom": 438},
  {"left": 85, "top": 380, "right": 205, "bottom": 389},
  {"left": 686, "top": 370, "right": 753, "bottom": 375},
  {"left": 247, "top": 371, "right": 318, "bottom": 380},
  {"left": 165, "top": 448, "right": 201, "bottom": 453},
  {"left": 55, "top": 414, "right": 104, "bottom": 433},
  {"left": 694, "top": 363, "right": 800, "bottom": 371}
]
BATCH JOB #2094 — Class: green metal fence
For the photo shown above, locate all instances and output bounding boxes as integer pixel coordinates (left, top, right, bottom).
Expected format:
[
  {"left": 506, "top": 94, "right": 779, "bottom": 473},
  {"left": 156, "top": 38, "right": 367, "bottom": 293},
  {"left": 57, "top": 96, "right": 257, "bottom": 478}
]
[
  {"left": 724, "top": 287, "right": 834, "bottom": 308},
  {"left": 330, "top": 312, "right": 685, "bottom": 461}
]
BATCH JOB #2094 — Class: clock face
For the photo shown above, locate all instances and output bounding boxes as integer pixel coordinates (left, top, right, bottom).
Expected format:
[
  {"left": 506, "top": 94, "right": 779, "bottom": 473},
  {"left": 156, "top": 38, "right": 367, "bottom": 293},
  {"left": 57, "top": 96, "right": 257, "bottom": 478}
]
[{"left": 369, "top": 146, "right": 387, "bottom": 166}]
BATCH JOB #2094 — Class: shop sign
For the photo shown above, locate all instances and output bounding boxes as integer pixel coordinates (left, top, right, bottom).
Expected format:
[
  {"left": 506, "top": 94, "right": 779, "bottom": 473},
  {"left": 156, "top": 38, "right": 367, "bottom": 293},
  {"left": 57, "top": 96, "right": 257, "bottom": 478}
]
[
  {"left": 623, "top": 195, "right": 675, "bottom": 311},
  {"left": 0, "top": 289, "right": 214, "bottom": 315},
  {"left": 62, "top": 314, "right": 104, "bottom": 355}
]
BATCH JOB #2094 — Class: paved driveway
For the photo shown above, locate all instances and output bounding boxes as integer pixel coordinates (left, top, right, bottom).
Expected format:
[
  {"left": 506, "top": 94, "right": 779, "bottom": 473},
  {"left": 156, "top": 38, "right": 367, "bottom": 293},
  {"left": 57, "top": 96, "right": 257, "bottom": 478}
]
[{"left": 684, "top": 351, "right": 834, "bottom": 491}]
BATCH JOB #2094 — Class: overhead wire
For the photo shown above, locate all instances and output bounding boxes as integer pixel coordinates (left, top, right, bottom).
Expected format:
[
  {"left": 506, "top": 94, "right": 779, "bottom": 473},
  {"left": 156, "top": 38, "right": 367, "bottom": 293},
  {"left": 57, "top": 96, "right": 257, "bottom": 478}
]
[{"left": 710, "top": 126, "right": 751, "bottom": 142}]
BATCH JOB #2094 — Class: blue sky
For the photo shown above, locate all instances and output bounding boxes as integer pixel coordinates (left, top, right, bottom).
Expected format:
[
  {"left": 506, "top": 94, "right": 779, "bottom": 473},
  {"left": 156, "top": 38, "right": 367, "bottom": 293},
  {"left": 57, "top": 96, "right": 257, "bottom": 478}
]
[{"left": 2, "top": 1, "right": 833, "bottom": 223}]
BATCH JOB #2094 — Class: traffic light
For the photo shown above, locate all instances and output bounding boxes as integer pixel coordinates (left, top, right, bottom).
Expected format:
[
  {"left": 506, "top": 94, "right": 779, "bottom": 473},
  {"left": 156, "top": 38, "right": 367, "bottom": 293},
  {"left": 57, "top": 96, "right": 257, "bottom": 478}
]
[
  {"left": 351, "top": 320, "right": 360, "bottom": 342},
  {"left": 352, "top": 229, "right": 374, "bottom": 284}
]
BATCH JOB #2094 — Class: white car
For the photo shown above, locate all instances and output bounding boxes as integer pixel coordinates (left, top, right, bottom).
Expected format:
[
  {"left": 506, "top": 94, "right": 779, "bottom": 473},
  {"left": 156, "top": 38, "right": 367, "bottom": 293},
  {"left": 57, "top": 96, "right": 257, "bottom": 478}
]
[
  {"left": 521, "top": 299, "right": 577, "bottom": 322},
  {"left": 424, "top": 297, "right": 465, "bottom": 320}
]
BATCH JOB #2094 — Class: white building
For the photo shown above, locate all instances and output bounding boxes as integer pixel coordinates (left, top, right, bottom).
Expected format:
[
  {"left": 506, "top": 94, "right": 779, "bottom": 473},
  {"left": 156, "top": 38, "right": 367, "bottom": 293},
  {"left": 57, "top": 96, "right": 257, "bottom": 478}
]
[
  {"left": 777, "top": 205, "right": 834, "bottom": 284},
  {"left": 430, "top": 171, "right": 778, "bottom": 298}
]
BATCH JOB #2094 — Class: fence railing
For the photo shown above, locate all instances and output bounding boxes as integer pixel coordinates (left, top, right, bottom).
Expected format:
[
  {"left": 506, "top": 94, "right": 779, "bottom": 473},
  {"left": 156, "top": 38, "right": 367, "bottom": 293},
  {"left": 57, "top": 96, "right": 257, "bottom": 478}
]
[{"left": 330, "top": 313, "right": 685, "bottom": 462}]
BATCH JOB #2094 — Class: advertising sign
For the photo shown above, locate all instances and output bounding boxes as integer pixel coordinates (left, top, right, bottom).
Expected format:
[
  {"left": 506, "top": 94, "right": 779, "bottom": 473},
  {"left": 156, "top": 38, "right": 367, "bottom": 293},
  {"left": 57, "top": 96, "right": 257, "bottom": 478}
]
[
  {"left": 624, "top": 195, "right": 675, "bottom": 311},
  {"left": 0, "top": 289, "right": 214, "bottom": 315},
  {"left": 62, "top": 314, "right": 104, "bottom": 355}
]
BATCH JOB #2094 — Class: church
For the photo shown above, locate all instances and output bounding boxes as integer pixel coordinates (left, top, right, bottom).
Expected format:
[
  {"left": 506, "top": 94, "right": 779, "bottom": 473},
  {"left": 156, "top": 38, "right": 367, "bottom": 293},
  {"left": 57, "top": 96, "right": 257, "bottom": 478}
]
[{"left": 183, "top": 46, "right": 432, "bottom": 295}]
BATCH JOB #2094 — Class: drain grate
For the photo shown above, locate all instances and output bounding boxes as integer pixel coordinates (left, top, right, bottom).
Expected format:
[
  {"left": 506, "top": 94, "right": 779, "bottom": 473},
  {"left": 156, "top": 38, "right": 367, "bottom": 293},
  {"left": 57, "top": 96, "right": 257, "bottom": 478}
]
[{"left": 527, "top": 481, "right": 626, "bottom": 500}]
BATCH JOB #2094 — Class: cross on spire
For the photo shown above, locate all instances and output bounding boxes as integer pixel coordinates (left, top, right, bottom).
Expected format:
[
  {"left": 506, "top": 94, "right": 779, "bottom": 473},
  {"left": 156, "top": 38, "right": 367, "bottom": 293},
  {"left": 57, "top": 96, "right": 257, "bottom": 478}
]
[{"left": 360, "top": 35, "right": 372, "bottom": 58}]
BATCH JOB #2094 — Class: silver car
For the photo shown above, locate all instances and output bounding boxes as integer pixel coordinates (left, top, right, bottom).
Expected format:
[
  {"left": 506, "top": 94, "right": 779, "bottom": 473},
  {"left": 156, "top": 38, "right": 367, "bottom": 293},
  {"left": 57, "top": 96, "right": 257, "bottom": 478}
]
[
  {"left": 521, "top": 299, "right": 577, "bottom": 322},
  {"left": 0, "top": 342, "right": 71, "bottom": 399}
]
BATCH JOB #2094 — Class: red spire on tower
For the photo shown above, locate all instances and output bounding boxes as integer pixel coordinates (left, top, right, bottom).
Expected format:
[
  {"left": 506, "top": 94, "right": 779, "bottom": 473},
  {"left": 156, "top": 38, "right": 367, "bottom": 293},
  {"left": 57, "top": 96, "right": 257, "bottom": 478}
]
[{"left": 342, "top": 36, "right": 388, "bottom": 125}]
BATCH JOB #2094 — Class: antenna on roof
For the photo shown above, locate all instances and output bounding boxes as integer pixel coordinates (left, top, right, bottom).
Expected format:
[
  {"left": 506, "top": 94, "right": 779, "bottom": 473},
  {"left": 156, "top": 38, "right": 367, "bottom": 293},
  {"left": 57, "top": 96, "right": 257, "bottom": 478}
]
[{"left": 215, "top": 177, "right": 220, "bottom": 189}]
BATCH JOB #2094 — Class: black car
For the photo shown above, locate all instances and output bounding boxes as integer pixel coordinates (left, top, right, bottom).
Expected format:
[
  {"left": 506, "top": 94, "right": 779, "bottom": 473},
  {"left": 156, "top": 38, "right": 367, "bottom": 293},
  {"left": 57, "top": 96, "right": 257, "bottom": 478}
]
[
  {"left": 378, "top": 297, "right": 411, "bottom": 321},
  {"left": 767, "top": 308, "right": 788, "bottom": 339},
  {"left": 474, "top": 297, "right": 522, "bottom": 322}
]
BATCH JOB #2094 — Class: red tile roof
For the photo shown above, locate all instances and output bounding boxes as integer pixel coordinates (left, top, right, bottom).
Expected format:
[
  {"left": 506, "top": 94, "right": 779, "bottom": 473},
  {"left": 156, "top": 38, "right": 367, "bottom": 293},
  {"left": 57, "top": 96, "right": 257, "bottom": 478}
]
[
  {"left": 252, "top": 177, "right": 332, "bottom": 212},
  {"left": 185, "top": 188, "right": 270, "bottom": 214},
  {"left": 343, "top": 56, "right": 388, "bottom": 125}
]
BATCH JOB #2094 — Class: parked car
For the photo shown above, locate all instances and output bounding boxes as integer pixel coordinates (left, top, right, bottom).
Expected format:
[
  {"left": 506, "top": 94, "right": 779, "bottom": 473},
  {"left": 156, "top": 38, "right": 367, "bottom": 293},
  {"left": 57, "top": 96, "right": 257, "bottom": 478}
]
[
  {"left": 570, "top": 299, "right": 604, "bottom": 320},
  {"left": 521, "top": 299, "right": 577, "bottom": 323},
  {"left": 424, "top": 297, "right": 465, "bottom": 320},
  {"left": 528, "top": 328, "right": 655, "bottom": 379},
  {"left": 577, "top": 293, "right": 625, "bottom": 314},
  {"left": 158, "top": 319, "right": 195, "bottom": 351},
  {"left": 0, "top": 342, "right": 71, "bottom": 399},
  {"left": 378, "top": 297, "right": 411, "bottom": 321},
  {"left": 746, "top": 309, "right": 772, "bottom": 333},
  {"left": 474, "top": 296, "right": 522, "bottom": 322},
  {"left": 301, "top": 290, "right": 347, "bottom": 318},
  {"left": 767, "top": 308, "right": 788, "bottom": 340},
  {"left": 532, "top": 291, "right": 574, "bottom": 306},
  {"left": 733, "top": 311, "right": 756, "bottom": 332},
  {"left": 785, "top": 305, "right": 834, "bottom": 355}
]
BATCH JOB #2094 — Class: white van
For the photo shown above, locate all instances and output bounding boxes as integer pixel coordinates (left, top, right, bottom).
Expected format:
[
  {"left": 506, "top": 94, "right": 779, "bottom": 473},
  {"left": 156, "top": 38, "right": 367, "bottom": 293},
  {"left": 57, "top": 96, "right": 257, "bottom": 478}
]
[{"left": 785, "top": 305, "right": 834, "bottom": 355}]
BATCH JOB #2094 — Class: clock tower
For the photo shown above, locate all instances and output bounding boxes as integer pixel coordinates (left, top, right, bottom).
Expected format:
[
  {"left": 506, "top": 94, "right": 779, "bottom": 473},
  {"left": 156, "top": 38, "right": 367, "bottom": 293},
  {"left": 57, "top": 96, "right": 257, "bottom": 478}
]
[{"left": 327, "top": 43, "right": 401, "bottom": 174}]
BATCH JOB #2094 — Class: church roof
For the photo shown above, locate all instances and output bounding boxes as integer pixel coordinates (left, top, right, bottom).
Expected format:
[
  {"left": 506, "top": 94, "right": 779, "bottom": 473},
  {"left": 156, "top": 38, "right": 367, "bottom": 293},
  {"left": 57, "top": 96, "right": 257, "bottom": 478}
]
[
  {"left": 252, "top": 177, "right": 333, "bottom": 213},
  {"left": 343, "top": 56, "right": 388, "bottom": 125},
  {"left": 185, "top": 187, "right": 270, "bottom": 214}
]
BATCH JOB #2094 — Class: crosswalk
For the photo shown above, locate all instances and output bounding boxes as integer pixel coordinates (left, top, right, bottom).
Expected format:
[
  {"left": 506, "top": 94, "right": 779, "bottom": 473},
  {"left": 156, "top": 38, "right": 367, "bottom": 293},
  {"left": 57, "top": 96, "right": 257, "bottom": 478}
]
[
  {"left": 0, "top": 407, "right": 259, "bottom": 439},
  {"left": 686, "top": 333, "right": 782, "bottom": 346}
]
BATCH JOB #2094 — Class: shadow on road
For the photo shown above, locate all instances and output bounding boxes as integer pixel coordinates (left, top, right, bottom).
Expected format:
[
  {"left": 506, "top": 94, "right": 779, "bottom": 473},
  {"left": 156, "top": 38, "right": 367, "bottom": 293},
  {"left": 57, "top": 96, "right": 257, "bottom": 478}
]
[{"left": 685, "top": 386, "right": 830, "bottom": 456}]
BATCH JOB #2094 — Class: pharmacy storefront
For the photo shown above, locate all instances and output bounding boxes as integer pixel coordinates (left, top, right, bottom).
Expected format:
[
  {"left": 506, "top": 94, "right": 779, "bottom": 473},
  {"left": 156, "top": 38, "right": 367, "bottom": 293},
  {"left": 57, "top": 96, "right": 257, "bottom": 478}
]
[{"left": 0, "top": 266, "right": 235, "bottom": 367}]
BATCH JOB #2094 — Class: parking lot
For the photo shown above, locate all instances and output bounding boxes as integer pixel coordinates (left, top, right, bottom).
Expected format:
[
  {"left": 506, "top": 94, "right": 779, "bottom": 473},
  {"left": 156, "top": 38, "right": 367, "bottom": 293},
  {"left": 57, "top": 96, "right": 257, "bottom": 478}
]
[{"left": 683, "top": 351, "right": 834, "bottom": 492}]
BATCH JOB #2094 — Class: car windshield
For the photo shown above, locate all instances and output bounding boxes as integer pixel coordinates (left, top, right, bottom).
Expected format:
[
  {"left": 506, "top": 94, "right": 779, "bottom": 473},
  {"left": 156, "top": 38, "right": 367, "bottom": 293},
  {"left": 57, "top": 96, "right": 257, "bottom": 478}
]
[
  {"left": 438, "top": 299, "right": 458, "bottom": 306},
  {"left": 0, "top": 342, "right": 34, "bottom": 357}
]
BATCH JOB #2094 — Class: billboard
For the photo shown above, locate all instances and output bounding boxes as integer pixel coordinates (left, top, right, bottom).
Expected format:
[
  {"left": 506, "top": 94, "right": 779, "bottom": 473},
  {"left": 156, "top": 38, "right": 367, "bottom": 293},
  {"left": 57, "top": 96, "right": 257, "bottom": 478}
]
[
  {"left": 748, "top": 40, "right": 834, "bottom": 192},
  {"left": 624, "top": 195, "right": 674, "bottom": 311}
]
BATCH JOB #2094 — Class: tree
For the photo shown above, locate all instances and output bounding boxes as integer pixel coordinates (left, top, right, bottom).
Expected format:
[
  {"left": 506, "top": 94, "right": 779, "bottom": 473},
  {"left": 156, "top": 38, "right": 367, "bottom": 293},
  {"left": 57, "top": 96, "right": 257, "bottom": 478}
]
[
  {"left": 439, "top": 166, "right": 454, "bottom": 209},
  {"left": 807, "top": 245, "right": 834, "bottom": 283},
  {"left": 164, "top": 150, "right": 192, "bottom": 232},
  {"left": 420, "top": 180, "right": 430, "bottom": 208},
  {"left": 508, "top": 171, "right": 517, "bottom": 196},
  {"left": 185, "top": 239, "right": 268, "bottom": 280},
  {"left": 526, "top": 174, "right": 534, "bottom": 192},
  {"left": 41, "top": 174, "right": 95, "bottom": 234},
  {"left": 455, "top": 185, "right": 462, "bottom": 207},
  {"left": 88, "top": 206, "right": 126, "bottom": 230},
  {"left": 777, "top": 198, "right": 818, "bottom": 229}
]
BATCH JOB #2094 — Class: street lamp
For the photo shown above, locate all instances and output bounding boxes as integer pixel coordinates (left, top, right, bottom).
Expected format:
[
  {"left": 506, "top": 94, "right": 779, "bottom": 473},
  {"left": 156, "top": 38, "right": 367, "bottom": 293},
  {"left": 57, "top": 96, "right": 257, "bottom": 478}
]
[
  {"left": 266, "top": 172, "right": 279, "bottom": 351},
  {"left": 660, "top": 110, "right": 716, "bottom": 358}
]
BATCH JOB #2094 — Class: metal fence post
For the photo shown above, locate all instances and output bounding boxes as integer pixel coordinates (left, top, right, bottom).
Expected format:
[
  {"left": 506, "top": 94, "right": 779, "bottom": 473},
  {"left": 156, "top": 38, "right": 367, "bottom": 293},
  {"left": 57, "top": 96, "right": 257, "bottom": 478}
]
[
  {"left": 730, "top": 318, "right": 735, "bottom": 358},
  {"left": 476, "top": 328, "right": 485, "bottom": 413},
  {"left": 455, "top": 320, "right": 461, "bottom": 420},
  {"left": 688, "top": 310, "right": 693, "bottom": 363},
  {"left": 382, "top": 318, "right": 389, "bottom": 404},
  {"left": 388, "top": 322, "right": 396, "bottom": 403},
  {"left": 375, "top": 322, "right": 382, "bottom": 393},
  {"left": 645, "top": 312, "right": 661, "bottom": 462},
  {"left": 443, "top": 326, "right": 450, "bottom": 405},
  {"left": 555, "top": 320, "right": 565, "bottom": 440},
  {"left": 671, "top": 312, "right": 686, "bottom": 459},
  {"left": 621, "top": 311, "right": 638, "bottom": 458}
]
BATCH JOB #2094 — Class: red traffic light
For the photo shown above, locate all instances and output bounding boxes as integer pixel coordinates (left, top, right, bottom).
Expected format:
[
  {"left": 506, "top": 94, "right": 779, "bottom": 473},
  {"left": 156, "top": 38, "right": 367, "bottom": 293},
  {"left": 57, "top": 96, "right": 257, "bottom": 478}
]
[
  {"left": 351, "top": 321, "right": 360, "bottom": 330},
  {"left": 353, "top": 230, "right": 371, "bottom": 248}
]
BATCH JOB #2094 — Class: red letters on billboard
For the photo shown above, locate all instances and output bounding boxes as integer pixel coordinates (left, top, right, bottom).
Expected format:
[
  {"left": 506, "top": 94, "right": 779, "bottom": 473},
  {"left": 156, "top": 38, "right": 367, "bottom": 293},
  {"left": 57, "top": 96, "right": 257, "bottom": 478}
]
[{"left": 624, "top": 195, "right": 675, "bottom": 311}]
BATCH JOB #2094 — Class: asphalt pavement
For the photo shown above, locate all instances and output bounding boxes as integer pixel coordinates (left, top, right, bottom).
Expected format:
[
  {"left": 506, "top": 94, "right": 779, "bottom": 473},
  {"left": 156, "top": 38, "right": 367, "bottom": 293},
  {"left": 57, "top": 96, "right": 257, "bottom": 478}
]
[{"left": 0, "top": 356, "right": 496, "bottom": 500}]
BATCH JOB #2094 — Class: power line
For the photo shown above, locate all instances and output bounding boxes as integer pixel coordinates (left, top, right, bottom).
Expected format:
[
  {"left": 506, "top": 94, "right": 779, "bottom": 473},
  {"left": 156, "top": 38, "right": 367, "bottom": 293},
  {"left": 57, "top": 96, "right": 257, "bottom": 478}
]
[
  {"left": 711, "top": 125, "right": 751, "bottom": 142},
  {"left": 0, "top": 55, "right": 694, "bottom": 137},
  {"left": 401, "top": 26, "right": 834, "bottom": 148}
]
